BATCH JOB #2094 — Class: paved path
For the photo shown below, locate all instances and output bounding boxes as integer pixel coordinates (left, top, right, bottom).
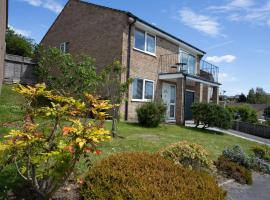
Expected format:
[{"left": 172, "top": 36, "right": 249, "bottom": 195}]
[
  {"left": 185, "top": 122, "right": 270, "bottom": 146},
  {"left": 222, "top": 173, "right": 270, "bottom": 200}
]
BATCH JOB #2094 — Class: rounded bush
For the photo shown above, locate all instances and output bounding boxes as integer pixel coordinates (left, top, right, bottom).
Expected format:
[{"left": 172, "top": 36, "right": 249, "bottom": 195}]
[
  {"left": 159, "top": 141, "right": 215, "bottom": 172},
  {"left": 81, "top": 152, "right": 226, "bottom": 200},
  {"left": 191, "top": 103, "right": 231, "bottom": 129},
  {"left": 136, "top": 101, "right": 166, "bottom": 127}
]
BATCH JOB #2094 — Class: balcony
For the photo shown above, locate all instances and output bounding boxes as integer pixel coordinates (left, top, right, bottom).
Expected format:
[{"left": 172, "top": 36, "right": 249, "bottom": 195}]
[{"left": 159, "top": 52, "right": 219, "bottom": 83}]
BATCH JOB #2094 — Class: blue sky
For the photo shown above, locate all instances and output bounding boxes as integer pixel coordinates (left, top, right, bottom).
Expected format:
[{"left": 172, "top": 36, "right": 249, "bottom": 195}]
[{"left": 8, "top": 0, "right": 270, "bottom": 95}]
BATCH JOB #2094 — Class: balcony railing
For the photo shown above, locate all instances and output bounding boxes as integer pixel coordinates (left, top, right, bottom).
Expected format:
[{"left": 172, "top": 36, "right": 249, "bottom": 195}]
[{"left": 159, "top": 52, "right": 219, "bottom": 83}]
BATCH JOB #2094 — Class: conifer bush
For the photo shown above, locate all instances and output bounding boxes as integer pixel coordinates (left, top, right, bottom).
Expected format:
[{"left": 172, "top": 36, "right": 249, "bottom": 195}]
[{"left": 81, "top": 152, "right": 226, "bottom": 200}]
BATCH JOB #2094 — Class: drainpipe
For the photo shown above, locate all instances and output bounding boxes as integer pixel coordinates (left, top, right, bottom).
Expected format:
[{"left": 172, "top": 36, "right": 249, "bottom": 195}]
[
  {"left": 124, "top": 15, "right": 137, "bottom": 121},
  {"left": 183, "top": 73, "right": 187, "bottom": 126}
]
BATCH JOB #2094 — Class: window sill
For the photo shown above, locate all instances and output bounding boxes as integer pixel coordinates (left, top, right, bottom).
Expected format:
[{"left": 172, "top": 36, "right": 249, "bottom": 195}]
[
  {"left": 133, "top": 48, "right": 157, "bottom": 58},
  {"left": 131, "top": 99, "right": 153, "bottom": 103}
]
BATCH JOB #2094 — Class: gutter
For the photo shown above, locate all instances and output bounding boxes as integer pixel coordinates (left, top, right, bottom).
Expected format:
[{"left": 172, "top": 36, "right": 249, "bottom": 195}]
[{"left": 124, "top": 15, "right": 137, "bottom": 121}]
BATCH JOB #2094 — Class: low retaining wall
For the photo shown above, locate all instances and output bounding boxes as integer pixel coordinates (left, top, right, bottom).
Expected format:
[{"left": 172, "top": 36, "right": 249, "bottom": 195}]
[
  {"left": 232, "top": 121, "right": 270, "bottom": 139},
  {"left": 4, "top": 54, "right": 36, "bottom": 84}
]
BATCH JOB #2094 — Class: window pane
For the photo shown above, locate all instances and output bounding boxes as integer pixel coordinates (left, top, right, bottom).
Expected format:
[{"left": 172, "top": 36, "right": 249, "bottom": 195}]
[
  {"left": 132, "top": 78, "right": 143, "bottom": 99},
  {"left": 144, "top": 81, "right": 153, "bottom": 99},
  {"left": 179, "top": 52, "right": 189, "bottom": 72},
  {"left": 146, "top": 34, "right": 155, "bottom": 53},
  {"left": 170, "top": 86, "right": 176, "bottom": 103},
  {"left": 170, "top": 105, "right": 175, "bottom": 118},
  {"left": 188, "top": 55, "right": 196, "bottom": 75},
  {"left": 134, "top": 29, "right": 145, "bottom": 51}
]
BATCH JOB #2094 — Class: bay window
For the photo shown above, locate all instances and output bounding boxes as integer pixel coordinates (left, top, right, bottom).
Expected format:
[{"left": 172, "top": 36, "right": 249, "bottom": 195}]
[
  {"left": 134, "top": 29, "right": 156, "bottom": 55},
  {"left": 132, "top": 78, "right": 154, "bottom": 101}
]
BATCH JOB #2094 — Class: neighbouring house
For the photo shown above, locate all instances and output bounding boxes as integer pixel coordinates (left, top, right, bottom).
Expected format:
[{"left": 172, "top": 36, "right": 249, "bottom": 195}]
[
  {"left": 0, "top": 0, "right": 8, "bottom": 94},
  {"left": 41, "top": 0, "right": 221, "bottom": 125}
]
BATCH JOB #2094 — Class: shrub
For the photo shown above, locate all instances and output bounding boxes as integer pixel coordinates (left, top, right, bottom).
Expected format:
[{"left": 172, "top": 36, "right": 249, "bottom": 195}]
[
  {"left": 251, "top": 145, "right": 270, "bottom": 161},
  {"left": 0, "top": 84, "right": 113, "bottom": 199},
  {"left": 136, "top": 101, "right": 166, "bottom": 127},
  {"left": 159, "top": 141, "right": 215, "bottom": 172},
  {"left": 191, "top": 102, "right": 232, "bottom": 129},
  {"left": 249, "top": 157, "right": 270, "bottom": 174},
  {"left": 215, "top": 156, "right": 252, "bottom": 185},
  {"left": 227, "top": 104, "right": 258, "bottom": 123},
  {"left": 81, "top": 152, "right": 226, "bottom": 200},
  {"left": 222, "top": 145, "right": 270, "bottom": 174},
  {"left": 222, "top": 145, "right": 251, "bottom": 168}
]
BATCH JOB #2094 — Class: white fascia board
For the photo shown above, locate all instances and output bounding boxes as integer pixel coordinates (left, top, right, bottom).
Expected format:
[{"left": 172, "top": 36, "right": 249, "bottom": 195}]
[
  {"left": 159, "top": 73, "right": 184, "bottom": 80},
  {"left": 135, "top": 21, "right": 205, "bottom": 56},
  {"left": 186, "top": 76, "right": 220, "bottom": 87}
]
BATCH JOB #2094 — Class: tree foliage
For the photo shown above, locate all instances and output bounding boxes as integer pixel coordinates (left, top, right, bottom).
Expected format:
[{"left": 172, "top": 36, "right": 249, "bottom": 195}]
[
  {"left": 227, "top": 104, "right": 258, "bottom": 123},
  {"left": 0, "top": 84, "right": 113, "bottom": 199},
  {"left": 34, "top": 47, "right": 102, "bottom": 98},
  {"left": 247, "top": 87, "right": 270, "bottom": 104},
  {"left": 238, "top": 93, "right": 247, "bottom": 103},
  {"left": 5, "top": 28, "right": 34, "bottom": 57}
]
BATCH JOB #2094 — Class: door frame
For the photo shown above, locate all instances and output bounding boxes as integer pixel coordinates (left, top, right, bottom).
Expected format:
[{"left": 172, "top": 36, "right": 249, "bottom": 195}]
[{"left": 162, "top": 82, "right": 176, "bottom": 122}]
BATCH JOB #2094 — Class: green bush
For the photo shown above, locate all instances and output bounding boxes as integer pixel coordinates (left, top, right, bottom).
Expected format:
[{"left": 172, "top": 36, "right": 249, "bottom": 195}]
[
  {"left": 159, "top": 140, "right": 215, "bottom": 172},
  {"left": 81, "top": 152, "right": 226, "bottom": 200},
  {"left": 251, "top": 145, "right": 270, "bottom": 161},
  {"left": 215, "top": 156, "right": 252, "bottom": 185},
  {"left": 191, "top": 102, "right": 232, "bottom": 129},
  {"left": 136, "top": 101, "right": 166, "bottom": 127},
  {"left": 227, "top": 104, "right": 258, "bottom": 123},
  {"left": 222, "top": 145, "right": 270, "bottom": 174},
  {"left": 222, "top": 145, "right": 251, "bottom": 168}
]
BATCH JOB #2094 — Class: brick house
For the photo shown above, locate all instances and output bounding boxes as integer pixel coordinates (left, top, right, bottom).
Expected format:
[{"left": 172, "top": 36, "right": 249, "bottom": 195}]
[
  {"left": 0, "top": 0, "right": 8, "bottom": 94},
  {"left": 41, "top": 0, "right": 221, "bottom": 125}
]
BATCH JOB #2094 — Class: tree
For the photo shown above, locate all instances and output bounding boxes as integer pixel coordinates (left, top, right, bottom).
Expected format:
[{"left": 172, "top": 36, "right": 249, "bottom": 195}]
[
  {"left": 247, "top": 88, "right": 256, "bottom": 103},
  {"left": 5, "top": 28, "right": 35, "bottom": 57},
  {"left": 35, "top": 47, "right": 102, "bottom": 98},
  {"left": 101, "top": 61, "right": 132, "bottom": 137},
  {"left": 0, "top": 84, "right": 112, "bottom": 199},
  {"left": 238, "top": 93, "right": 247, "bottom": 103}
]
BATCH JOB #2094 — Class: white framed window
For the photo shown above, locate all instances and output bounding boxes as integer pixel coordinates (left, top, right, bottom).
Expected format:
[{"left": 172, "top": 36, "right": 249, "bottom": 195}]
[
  {"left": 132, "top": 78, "right": 154, "bottom": 101},
  {"left": 134, "top": 28, "right": 156, "bottom": 55},
  {"left": 60, "top": 42, "right": 69, "bottom": 53}
]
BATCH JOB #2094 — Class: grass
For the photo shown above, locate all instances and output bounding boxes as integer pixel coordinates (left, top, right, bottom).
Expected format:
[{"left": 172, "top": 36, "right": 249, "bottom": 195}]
[{"left": 0, "top": 84, "right": 264, "bottom": 196}]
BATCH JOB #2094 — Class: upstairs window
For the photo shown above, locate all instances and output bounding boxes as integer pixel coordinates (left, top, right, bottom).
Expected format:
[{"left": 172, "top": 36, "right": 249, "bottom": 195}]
[
  {"left": 132, "top": 78, "right": 154, "bottom": 101},
  {"left": 60, "top": 42, "right": 69, "bottom": 53},
  {"left": 134, "top": 29, "right": 156, "bottom": 55}
]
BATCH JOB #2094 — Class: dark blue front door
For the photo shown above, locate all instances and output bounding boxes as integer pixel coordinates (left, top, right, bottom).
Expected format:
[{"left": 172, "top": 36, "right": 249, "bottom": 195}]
[{"left": 185, "top": 91, "right": 195, "bottom": 120}]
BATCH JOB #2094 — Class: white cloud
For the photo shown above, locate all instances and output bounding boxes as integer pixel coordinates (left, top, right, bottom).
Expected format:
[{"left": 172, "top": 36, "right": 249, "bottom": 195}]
[
  {"left": 206, "top": 40, "right": 234, "bottom": 50},
  {"left": 267, "top": 19, "right": 270, "bottom": 26},
  {"left": 178, "top": 8, "right": 220, "bottom": 36},
  {"left": 209, "top": 0, "right": 270, "bottom": 27},
  {"left": 21, "top": 0, "right": 63, "bottom": 13},
  {"left": 218, "top": 72, "right": 237, "bottom": 82},
  {"left": 9, "top": 25, "right": 31, "bottom": 37},
  {"left": 206, "top": 55, "right": 236, "bottom": 63}
]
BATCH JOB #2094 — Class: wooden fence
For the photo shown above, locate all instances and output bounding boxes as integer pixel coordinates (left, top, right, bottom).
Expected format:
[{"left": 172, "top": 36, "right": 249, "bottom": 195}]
[
  {"left": 232, "top": 121, "right": 270, "bottom": 139},
  {"left": 4, "top": 54, "right": 36, "bottom": 84}
]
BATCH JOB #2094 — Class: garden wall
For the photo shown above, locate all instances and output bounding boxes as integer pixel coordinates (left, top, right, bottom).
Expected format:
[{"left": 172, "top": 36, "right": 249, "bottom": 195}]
[
  {"left": 4, "top": 54, "right": 36, "bottom": 84},
  {"left": 232, "top": 120, "right": 270, "bottom": 139}
]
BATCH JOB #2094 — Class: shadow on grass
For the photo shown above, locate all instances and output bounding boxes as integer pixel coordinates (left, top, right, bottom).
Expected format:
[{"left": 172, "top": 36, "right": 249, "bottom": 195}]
[{"left": 182, "top": 126, "right": 225, "bottom": 136}]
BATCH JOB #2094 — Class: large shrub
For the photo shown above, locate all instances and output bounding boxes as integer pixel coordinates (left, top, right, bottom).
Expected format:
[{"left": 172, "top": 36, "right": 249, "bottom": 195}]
[
  {"left": 136, "top": 101, "right": 166, "bottom": 127},
  {"left": 191, "top": 102, "right": 232, "bottom": 129},
  {"left": 159, "top": 141, "right": 215, "bottom": 172},
  {"left": 81, "top": 152, "right": 226, "bottom": 200},
  {"left": 0, "top": 84, "right": 112, "bottom": 199},
  {"left": 215, "top": 156, "right": 252, "bottom": 185},
  {"left": 251, "top": 145, "right": 270, "bottom": 161},
  {"left": 227, "top": 104, "right": 258, "bottom": 123}
]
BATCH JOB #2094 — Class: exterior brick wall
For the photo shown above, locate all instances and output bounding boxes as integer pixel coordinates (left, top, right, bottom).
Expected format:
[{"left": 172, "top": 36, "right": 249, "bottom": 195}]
[{"left": 41, "top": 0, "right": 128, "bottom": 73}]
